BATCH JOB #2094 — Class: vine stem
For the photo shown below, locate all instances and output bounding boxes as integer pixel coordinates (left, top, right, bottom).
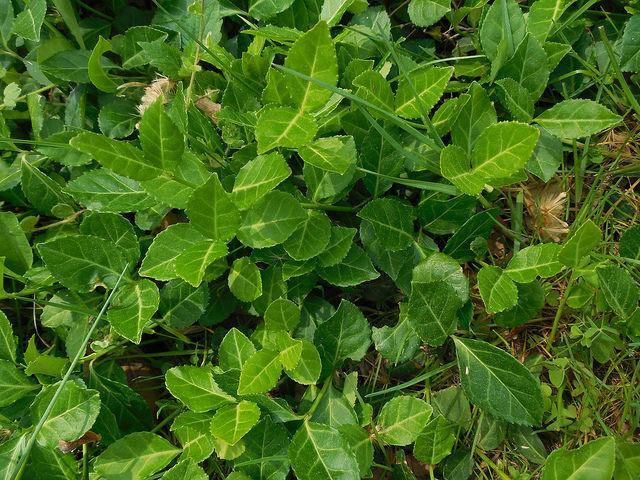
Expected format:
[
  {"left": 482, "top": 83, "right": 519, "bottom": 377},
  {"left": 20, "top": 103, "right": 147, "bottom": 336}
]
[{"left": 12, "top": 264, "right": 129, "bottom": 480}]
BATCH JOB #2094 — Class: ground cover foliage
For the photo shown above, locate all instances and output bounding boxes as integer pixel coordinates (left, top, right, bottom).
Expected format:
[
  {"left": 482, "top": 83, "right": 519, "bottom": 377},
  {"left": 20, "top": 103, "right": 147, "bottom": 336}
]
[{"left": 0, "top": 0, "right": 639, "bottom": 478}]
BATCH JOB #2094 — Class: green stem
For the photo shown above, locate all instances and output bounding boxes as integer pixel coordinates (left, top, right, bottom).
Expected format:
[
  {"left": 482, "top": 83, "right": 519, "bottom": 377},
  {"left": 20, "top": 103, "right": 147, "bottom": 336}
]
[
  {"left": 548, "top": 275, "right": 575, "bottom": 346},
  {"left": 300, "top": 202, "right": 357, "bottom": 213},
  {"left": 477, "top": 451, "right": 512, "bottom": 480},
  {"left": 356, "top": 167, "right": 458, "bottom": 195},
  {"left": 304, "top": 380, "right": 331, "bottom": 419},
  {"left": 12, "top": 265, "right": 129, "bottom": 480},
  {"left": 365, "top": 361, "right": 456, "bottom": 398}
]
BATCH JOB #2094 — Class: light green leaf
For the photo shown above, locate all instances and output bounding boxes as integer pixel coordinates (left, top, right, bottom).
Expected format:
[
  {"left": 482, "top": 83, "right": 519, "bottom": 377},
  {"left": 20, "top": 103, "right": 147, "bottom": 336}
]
[
  {"left": 535, "top": 100, "right": 622, "bottom": 139},
  {"left": 318, "top": 245, "right": 379, "bottom": 287},
  {"left": 265, "top": 331, "right": 303, "bottom": 370},
  {"left": 289, "top": 421, "right": 359, "bottom": 480},
  {"left": 453, "top": 337, "right": 544, "bottom": 426},
  {"left": 63, "top": 169, "right": 156, "bottom": 213},
  {"left": 620, "top": 16, "right": 640, "bottom": 72},
  {"left": 264, "top": 298, "right": 301, "bottom": 331},
  {"left": 284, "top": 21, "right": 337, "bottom": 113},
  {"left": 317, "top": 226, "right": 357, "bottom": 267},
  {"left": 0, "top": 360, "right": 39, "bottom": 407},
  {"left": 526, "top": 127, "right": 563, "bottom": 182},
  {"left": 320, "top": 0, "right": 356, "bottom": 26},
  {"left": 171, "top": 411, "right": 216, "bottom": 463},
  {"left": 358, "top": 198, "right": 416, "bottom": 252},
  {"left": 497, "top": 34, "right": 549, "bottom": 101},
  {"left": 0, "top": 312, "right": 17, "bottom": 363},
  {"left": 21, "top": 160, "right": 74, "bottom": 216},
  {"left": 237, "top": 191, "right": 307, "bottom": 249},
  {"left": 315, "top": 300, "right": 371, "bottom": 378},
  {"left": 408, "top": 280, "right": 462, "bottom": 346},
  {"left": 283, "top": 211, "right": 332, "bottom": 260},
  {"left": 408, "top": 0, "right": 450, "bottom": 28},
  {"left": 228, "top": 257, "right": 262, "bottom": 302},
  {"left": 0, "top": 211, "right": 32, "bottom": 275},
  {"left": 285, "top": 339, "right": 321, "bottom": 385},
  {"left": 249, "top": 0, "right": 295, "bottom": 21},
  {"left": 558, "top": 220, "right": 601, "bottom": 267},
  {"left": 413, "top": 415, "right": 456, "bottom": 464},
  {"left": 12, "top": 0, "right": 46, "bottom": 41},
  {"left": 597, "top": 265, "right": 639, "bottom": 320},
  {"left": 376, "top": 396, "right": 433, "bottom": 446},
  {"left": 88, "top": 36, "right": 119, "bottom": 92},
  {"left": 213, "top": 437, "right": 245, "bottom": 460},
  {"left": 33, "top": 380, "right": 101, "bottom": 448},
  {"left": 614, "top": 439, "right": 640, "bottom": 480},
  {"left": 79, "top": 211, "right": 140, "bottom": 266},
  {"left": 541, "top": 437, "right": 615, "bottom": 480},
  {"left": 139, "top": 223, "right": 206, "bottom": 281},
  {"left": 505, "top": 243, "right": 563, "bottom": 283},
  {"left": 219, "top": 328, "right": 256, "bottom": 372},
  {"left": 235, "top": 417, "right": 290, "bottom": 480},
  {"left": 165, "top": 365, "right": 236, "bottom": 412},
  {"left": 93, "top": 432, "right": 181, "bottom": 480},
  {"left": 298, "top": 136, "right": 357, "bottom": 174},
  {"left": 0, "top": 435, "right": 26, "bottom": 480},
  {"left": 255, "top": 106, "right": 318, "bottom": 154},
  {"left": 237, "top": 349, "right": 283, "bottom": 395},
  {"left": 372, "top": 306, "right": 420, "bottom": 365},
  {"left": 450, "top": 82, "right": 497, "bottom": 153},
  {"left": 70, "top": 132, "right": 162, "bottom": 180},
  {"left": 310, "top": 383, "right": 358, "bottom": 428},
  {"left": 107, "top": 279, "right": 159, "bottom": 344},
  {"left": 37, "top": 234, "right": 128, "bottom": 292},
  {"left": 231, "top": 152, "right": 292, "bottom": 210},
  {"left": 162, "top": 459, "right": 207, "bottom": 480},
  {"left": 479, "top": 0, "right": 526, "bottom": 61},
  {"left": 442, "top": 122, "right": 539, "bottom": 195},
  {"left": 412, "top": 252, "right": 469, "bottom": 302},
  {"left": 186, "top": 173, "right": 241, "bottom": 242},
  {"left": 495, "top": 78, "right": 534, "bottom": 122},
  {"left": 159, "top": 280, "right": 209, "bottom": 329},
  {"left": 139, "top": 99, "right": 184, "bottom": 172},
  {"left": 176, "top": 240, "right": 228, "bottom": 287},
  {"left": 477, "top": 265, "right": 518, "bottom": 313},
  {"left": 353, "top": 70, "right": 395, "bottom": 114},
  {"left": 210, "top": 400, "right": 261, "bottom": 446},
  {"left": 527, "top": 0, "right": 573, "bottom": 44},
  {"left": 395, "top": 65, "right": 453, "bottom": 119}
]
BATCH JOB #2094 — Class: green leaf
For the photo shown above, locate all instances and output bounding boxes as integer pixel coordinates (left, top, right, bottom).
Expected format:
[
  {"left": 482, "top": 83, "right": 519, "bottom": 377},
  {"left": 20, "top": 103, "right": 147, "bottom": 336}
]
[
  {"left": 210, "top": 400, "right": 261, "bottom": 446},
  {"left": 165, "top": 365, "right": 236, "bottom": 412},
  {"left": 256, "top": 106, "right": 318, "bottom": 154},
  {"left": 70, "top": 132, "right": 162, "bottom": 180},
  {"left": 505, "top": 243, "right": 563, "bottom": 283},
  {"left": 0, "top": 0, "right": 15, "bottom": 47},
  {"left": 310, "top": 383, "right": 358, "bottom": 428},
  {"left": 159, "top": 280, "right": 209, "bottom": 329},
  {"left": 264, "top": 298, "right": 301, "bottom": 331},
  {"left": 450, "top": 83, "right": 496, "bottom": 153},
  {"left": 558, "top": 220, "right": 602, "bottom": 267},
  {"left": 12, "top": 0, "right": 46, "bottom": 41},
  {"left": 597, "top": 265, "right": 639, "bottom": 320},
  {"left": 453, "top": 337, "right": 544, "bottom": 426},
  {"left": 614, "top": 439, "right": 640, "bottom": 480},
  {"left": 176, "top": 240, "right": 228, "bottom": 287},
  {"left": 318, "top": 245, "right": 379, "bottom": 287},
  {"left": 118, "top": 26, "right": 168, "bottom": 69},
  {"left": 526, "top": 127, "right": 563, "bottom": 182},
  {"left": 21, "top": 160, "right": 74, "bottom": 216},
  {"left": 264, "top": 331, "right": 303, "bottom": 370},
  {"left": 0, "top": 435, "right": 26, "bottom": 480},
  {"left": 162, "top": 459, "right": 207, "bottom": 480},
  {"left": 283, "top": 211, "right": 332, "bottom": 260},
  {"left": 237, "top": 349, "right": 283, "bottom": 395},
  {"left": 285, "top": 339, "right": 321, "bottom": 385},
  {"left": 497, "top": 34, "right": 549, "bottom": 101},
  {"left": 107, "top": 279, "right": 159, "bottom": 344},
  {"left": 171, "top": 411, "right": 216, "bottom": 463},
  {"left": 0, "top": 359, "right": 39, "bottom": 407},
  {"left": 237, "top": 191, "right": 307, "bottom": 248},
  {"left": 479, "top": 0, "right": 526, "bottom": 61},
  {"left": 376, "top": 396, "right": 433, "bottom": 446},
  {"left": 289, "top": 421, "right": 359, "bottom": 480},
  {"left": 63, "top": 169, "right": 156, "bottom": 213},
  {"left": 88, "top": 36, "right": 119, "bottom": 92},
  {"left": 315, "top": 300, "right": 371, "bottom": 378},
  {"left": 298, "top": 136, "right": 357, "bottom": 174},
  {"left": 139, "top": 99, "right": 184, "bottom": 172},
  {"left": 620, "top": 224, "right": 640, "bottom": 260},
  {"left": 495, "top": 78, "right": 534, "bottom": 122},
  {"left": 408, "top": 0, "right": 450, "bottom": 28},
  {"left": 93, "top": 432, "right": 181, "bottom": 480},
  {"left": 284, "top": 21, "right": 337, "bottom": 113},
  {"left": 139, "top": 223, "right": 206, "bottom": 281},
  {"left": 527, "top": 0, "right": 573, "bottom": 44},
  {"left": 620, "top": 15, "right": 640, "bottom": 72},
  {"left": 37, "top": 234, "right": 128, "bottom": 292},
  {"left": 413, "top": 415, "right": 456, "bottom": 464},
  {"left": 235, "top": 417, "right": 290, "bottom": 480},
  {"left": 228, "top": 257, "right": 263, "bottom": 302},
  {"left": 338, "top": 424, "right": 374, "bottom": 477},
  {"left": 317, "top": 226, "right": 357, "bottom": 267},
  {"left": 541, "top": 437, "right": 615, "bottom": 480},
  {"left": 408, "top": 280, "right": 462, "bottom": 346},
  {"left": 231, "top": 152, "right": 292, "bottom": 210},
  {"left": 358, "top": 198, "right": 416, "bottom": 251},
  {"left": 442, "top": 122, "right": 539, "bottom": 195},
  {"left": 372, "top": 306, "right": 420, "bottom": 365},
  {"left": 187, "top": 173, "right": 241, "bottom": 242},
  {"left": 477, "top": 265, "right": 518, "bottom": 313},
  {"left": 79, "top": 211, "right": 140, "bottom": 265},
  {"left": 249, "top": 0, "right": 295, "bottom": 21},
  {"left": 0, "top": 211, "right": 32, "bottom": 274},
  {"left": 0, "top": 312, "right": 16, "bottom": 363},
  {"left": 219, "top": 328, "right": 256, "bottom": 372},
  {"left": 395, "top": 65, "right": 453, "bottom": 119},
  {"left": 353, "top": 71, "right": 395, "bottom": 114},
  {"left": 32, "top": 380, "right": 101, "bottom": 448},
  {"left": 535, "top": 100, "right": 622, "bottom": 139}
]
